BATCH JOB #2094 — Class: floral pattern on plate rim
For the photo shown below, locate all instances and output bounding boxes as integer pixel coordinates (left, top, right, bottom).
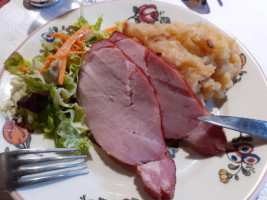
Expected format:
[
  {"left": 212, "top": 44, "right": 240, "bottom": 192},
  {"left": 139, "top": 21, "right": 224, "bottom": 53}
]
[
  {"left": 128, "top": 4, "right": 171, "bottom": 24},
  {"left": 219, "top": 133, "right": 261, "bottom": 184},
  {"left": 1, "top": 112, "right": 31, "bottom": 150}
]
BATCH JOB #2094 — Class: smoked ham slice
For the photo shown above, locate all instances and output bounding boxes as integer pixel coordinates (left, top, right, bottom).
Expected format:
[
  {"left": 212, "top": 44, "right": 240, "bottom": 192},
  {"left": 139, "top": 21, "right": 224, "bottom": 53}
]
[
  {"left": 137, "top": 156, "right": 176, "bottom": 200},
  {"left": 109, "top": 31, "right": 227, "bottom": 155},
  {"left": 77, "top": 39, "right": 176, "bottom": 199}
]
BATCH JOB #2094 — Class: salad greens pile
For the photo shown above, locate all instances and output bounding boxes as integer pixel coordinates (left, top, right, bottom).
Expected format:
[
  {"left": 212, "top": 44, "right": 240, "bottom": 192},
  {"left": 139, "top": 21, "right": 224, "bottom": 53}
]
[{"left": 3, "top": 14, "right": 113, "bottom": 151}]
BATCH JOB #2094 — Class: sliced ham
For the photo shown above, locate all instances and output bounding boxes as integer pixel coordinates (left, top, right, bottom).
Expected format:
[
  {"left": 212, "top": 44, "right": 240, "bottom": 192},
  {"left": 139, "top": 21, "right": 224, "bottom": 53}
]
[
  {"left": 109, "top": 31, "right": 227, "bottom": 155},
  {"left": 137, "top": 156, "right": 176, "bottom": 200},
  {"left": 77, "top": 39, "right": 176, "bottom": 199}
]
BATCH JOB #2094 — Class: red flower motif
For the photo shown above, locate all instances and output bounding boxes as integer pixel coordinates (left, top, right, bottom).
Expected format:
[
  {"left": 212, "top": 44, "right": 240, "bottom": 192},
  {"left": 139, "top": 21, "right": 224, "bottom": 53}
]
[
  {"left": 41, "top": 32, "right": 55, "bottom": 42},
  {"left": 3, "top": 120, "right": 29, "bottom": 145},
  {"left": 242, "top": 154, "right": 260, "bottom": 164},
  {"left": 138, "top": 4, "right": 159, "bottom": 24}
]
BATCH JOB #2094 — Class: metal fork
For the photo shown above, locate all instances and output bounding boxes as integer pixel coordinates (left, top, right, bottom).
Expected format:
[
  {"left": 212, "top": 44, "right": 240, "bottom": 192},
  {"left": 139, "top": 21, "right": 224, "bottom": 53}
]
[{"left": 0, "top": 148, "right": 88, "bottom": 190}]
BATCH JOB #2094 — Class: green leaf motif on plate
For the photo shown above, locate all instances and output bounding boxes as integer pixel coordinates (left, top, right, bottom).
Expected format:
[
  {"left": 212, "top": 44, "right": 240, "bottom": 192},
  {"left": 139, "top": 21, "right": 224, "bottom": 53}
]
[{"left": 228, "top": 163, "right": 239, "bottom": 170}]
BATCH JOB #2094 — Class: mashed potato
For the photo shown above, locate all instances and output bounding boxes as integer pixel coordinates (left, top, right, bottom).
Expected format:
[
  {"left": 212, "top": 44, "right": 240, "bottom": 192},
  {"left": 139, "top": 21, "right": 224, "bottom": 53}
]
[{"left": 123, "top": 21, "right": 242, "bottom": 100}]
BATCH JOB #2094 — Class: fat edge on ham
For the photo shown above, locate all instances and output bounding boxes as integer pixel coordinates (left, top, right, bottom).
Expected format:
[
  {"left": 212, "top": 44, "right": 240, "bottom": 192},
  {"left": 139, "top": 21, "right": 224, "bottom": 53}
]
[
  {"left": 77, "top": 39, "right": 176, "bottom": 200},
  {"left": 109, "top": 31, "right": 227, "bottom": 155}
]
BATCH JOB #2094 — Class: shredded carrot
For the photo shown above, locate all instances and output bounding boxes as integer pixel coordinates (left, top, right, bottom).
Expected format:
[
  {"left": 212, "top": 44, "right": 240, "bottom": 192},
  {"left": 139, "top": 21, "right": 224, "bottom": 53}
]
[
  {"left": 45, "top": 56, "right": 56, "bottom": 60},
  {"left": 46, "top": 51, "right": 86, "bottom": 59},
  {"left": 80, "top": 36, "right": 85, "bottom": 41},
  {"left": 45, "top": 54, "right": 69, "bottom": 60},
  {"left": 56, "top": 24, "right": 90, "bottom": 84},
  {"left": 75, "top": 40, "right": 84, "bottom": 47},
  {"left": 19, "top": 65, "right": 27, "bottom": 73},
  {"left": 106, "top": 26, "right": 118, "bottom": 33},
  {"left": 55, "top": 46, "right": 60, "bottom": 51},
  {"left": 73, "top": 44, "right": 81, "bottom": 50},
  {"left": 41, "top": 24, "right": 91, "bottom": 85},
  {"left": 52, "top": 32, "right": 70, "bottom": 42},
  {"left": 56, "top": 24, "right": 90, "bottom": 57},
  {"left": 106, "top": 20, "right": 128, "bottom": 33},
  {"left": 72, "top": 51, "right": 87, "bottom": 55},
  {"left": 40, "top": 60, "right": 53, "bottom": 74},
  {"left": 58, "top": 57, "right": 67, "bottom": 85},
  {"left": 71, "top": 46, "right": 76, "bottom": 52},
  {"left": 120, "top": 19, "right": 128, "bottom": 26}
]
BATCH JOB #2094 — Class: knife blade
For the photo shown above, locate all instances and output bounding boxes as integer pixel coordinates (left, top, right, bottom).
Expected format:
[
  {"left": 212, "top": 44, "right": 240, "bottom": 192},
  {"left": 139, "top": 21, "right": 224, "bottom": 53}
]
[{"left": 198, "top": 115, "right": 267, "bottom": 139}]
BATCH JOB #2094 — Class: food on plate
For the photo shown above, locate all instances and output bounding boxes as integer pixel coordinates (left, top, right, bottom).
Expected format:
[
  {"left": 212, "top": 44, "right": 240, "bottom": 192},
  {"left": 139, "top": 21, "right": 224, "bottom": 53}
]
[
  {"left": 123, "top": 21, "right": 242, "bottom": 100},
  {"left": 1, "top": 12, "right": 242, "bottom": 200},
  {"left": 109, "top": 31, "right": 227, "bottom": 155},
  {"left": 2, "top": 16, "right": 110, "bottom": 151},
  {"left": 77, "top": 39, "right": 176, "bottom": 199},
  {"left": 137, "top": 156, "right": 176, "bottom": 200},
  {"left": 40, "top": 24, "right": 92, "bottom": 85}
]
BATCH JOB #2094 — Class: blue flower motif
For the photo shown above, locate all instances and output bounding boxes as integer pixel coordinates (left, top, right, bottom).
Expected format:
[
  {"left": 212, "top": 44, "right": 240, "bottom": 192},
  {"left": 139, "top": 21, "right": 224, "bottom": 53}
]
[
  {"left": 41, "top": 32, "right": 55, "bottom": 42},
  {"left": 237, "top": 143, "right": 253, "bottom": 154},
  {"left": 227, "top": 150, "right": 242, "bottom": 163}
]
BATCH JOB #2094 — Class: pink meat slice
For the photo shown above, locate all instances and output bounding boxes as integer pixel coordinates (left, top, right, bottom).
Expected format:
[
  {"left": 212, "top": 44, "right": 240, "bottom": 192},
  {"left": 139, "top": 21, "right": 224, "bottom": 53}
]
[
  {"left": 109, "top": 31, "right": 227, "bottom": 155},
  {"left": 78, "top": 40, "right": 165, "bottom": 165},
  {"left": 137, "top": 156, "right": 176, "bottom": 200},
  {"left": 77, "top": 39, "right": 176, "bottom": 199}
]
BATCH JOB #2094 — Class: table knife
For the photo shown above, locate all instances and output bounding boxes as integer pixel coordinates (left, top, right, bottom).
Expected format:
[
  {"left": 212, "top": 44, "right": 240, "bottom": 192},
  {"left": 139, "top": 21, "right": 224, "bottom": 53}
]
[{"left": 198, "top": 115, "right": 267, "bottom": 139}]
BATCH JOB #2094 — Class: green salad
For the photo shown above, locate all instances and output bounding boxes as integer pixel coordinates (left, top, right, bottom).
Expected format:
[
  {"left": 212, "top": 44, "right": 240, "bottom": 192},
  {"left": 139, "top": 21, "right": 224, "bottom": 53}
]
[{"left": 3, "top": 13, "right": 122, "bottom": 151}]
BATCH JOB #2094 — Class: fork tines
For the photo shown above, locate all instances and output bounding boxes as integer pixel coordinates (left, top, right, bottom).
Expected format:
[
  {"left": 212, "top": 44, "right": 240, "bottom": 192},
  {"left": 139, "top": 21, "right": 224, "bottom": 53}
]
[
  {"left": 14, "top": 170, "right": 88, "bottom": 188},
  {"left": 9, "top": 148, "right": 84, "bottom": 156},
  {"left": 0, "top": 148, "right": 88, "bottom": 190}
]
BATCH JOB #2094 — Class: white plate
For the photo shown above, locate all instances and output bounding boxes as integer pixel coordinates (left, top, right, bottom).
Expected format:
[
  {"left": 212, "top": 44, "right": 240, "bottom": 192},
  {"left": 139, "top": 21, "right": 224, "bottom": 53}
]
[{"left": 1, "top": 1, "right": 267, "bottom": 200}]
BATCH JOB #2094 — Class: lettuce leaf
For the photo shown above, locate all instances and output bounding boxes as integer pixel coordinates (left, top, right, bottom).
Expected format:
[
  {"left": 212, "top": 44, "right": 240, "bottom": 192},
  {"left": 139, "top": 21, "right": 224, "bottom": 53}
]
[
  {"left": 56, "top": 103, "right": 92, "bottom": 150},
  {"left": 73, "top": 16, "right": 89, "bottom": 29},
  {"left": 4, "top": 52, "right": 31, "bottom": 75},
  {"left": 73, "top": 5, "right": 89, "bottom": 29},
  {"left": 90, "top": 15, "right": 103, "bottom": 31},
  {"left": 4, "top": 51, "right": 93, "bottom": 151}
]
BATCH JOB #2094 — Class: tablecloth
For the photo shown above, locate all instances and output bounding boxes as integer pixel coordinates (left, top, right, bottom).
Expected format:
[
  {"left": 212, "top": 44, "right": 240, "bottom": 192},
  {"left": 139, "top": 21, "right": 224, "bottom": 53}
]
[{"left": 0, "top": 0, "right": 266, "bottom": 199}]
